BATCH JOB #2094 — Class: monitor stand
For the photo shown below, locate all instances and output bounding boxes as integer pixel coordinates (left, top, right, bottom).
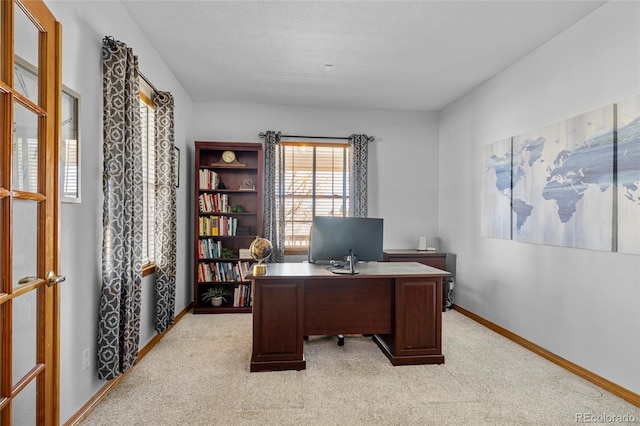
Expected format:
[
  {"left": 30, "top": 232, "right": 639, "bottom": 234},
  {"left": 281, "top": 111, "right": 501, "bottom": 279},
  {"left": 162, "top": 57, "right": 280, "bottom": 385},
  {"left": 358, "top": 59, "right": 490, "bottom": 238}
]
[{"left": 331, "top": 250, "right": 358, "bottom": 275}]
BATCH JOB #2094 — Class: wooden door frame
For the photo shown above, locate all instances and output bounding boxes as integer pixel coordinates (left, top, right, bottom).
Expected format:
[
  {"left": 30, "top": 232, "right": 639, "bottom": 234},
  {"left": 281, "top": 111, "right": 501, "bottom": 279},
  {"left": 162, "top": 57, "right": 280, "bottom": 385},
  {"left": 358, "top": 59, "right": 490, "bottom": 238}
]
[{"left": 1, "top": 1, "right": 62, "bottom": 424}]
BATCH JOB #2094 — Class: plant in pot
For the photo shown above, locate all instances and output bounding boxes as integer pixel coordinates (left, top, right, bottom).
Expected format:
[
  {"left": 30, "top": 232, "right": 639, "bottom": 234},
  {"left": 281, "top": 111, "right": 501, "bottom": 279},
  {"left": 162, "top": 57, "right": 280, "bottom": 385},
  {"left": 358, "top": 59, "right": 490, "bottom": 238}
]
[
  {"left": 201, "top": 286, "right": 228, "bottom": 307},
  {"left": 220, "top": 247, "right": 236, "bottom": 259}
]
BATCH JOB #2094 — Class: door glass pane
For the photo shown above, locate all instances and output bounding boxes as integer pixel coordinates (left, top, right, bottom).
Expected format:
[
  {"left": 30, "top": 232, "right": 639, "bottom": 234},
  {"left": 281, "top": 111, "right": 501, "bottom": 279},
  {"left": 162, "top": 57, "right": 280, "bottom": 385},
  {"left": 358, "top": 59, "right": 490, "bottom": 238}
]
[
  {"left": 14, "top": 61, "right": 38, "bottom": 106},
  {"left": 0, "top": 198, "right": 4, "bottom": 294},
  {"left": 14, "top": 3, "right": 39, "bottom": 103},
  {"left": 12, "top": 373, "right": 37, "bottom": 425},
  {"left": 12, "top": 289, "right": 37, "bottom": 387},
  {"left": 13, "top": 103, "right": 39, "bottom": 193},
  {"left": 12, "top": 200, "right": 37, "bottom": 290}
]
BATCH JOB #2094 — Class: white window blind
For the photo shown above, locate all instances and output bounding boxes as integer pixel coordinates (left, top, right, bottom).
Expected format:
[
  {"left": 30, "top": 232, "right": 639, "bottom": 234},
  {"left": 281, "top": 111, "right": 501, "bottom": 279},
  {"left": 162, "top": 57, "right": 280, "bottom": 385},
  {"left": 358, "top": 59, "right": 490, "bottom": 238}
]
[
  {"left": 61, "top": 138, "right": 78, "bottom": 197},
  {"left": 140, "top": 95, "right": 155, "bottom": 265},
  {"left": 283, "top": 143, "right": 350, "bottom": 250}
]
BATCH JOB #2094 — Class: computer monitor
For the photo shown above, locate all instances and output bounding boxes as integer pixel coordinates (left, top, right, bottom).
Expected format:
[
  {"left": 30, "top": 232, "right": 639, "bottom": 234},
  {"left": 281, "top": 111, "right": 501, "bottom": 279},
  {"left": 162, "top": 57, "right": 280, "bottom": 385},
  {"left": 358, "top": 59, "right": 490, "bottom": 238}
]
[{"left": 309, "top": 216, "right": 384, "bottom": 274}]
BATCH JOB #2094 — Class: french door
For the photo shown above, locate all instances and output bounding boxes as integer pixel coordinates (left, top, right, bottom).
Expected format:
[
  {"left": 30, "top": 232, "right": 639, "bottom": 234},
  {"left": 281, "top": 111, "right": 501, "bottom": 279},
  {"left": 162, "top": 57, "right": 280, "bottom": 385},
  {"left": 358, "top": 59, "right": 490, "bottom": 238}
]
[{"left": 1, "top": 1, "right": 62, "bottom": 424}]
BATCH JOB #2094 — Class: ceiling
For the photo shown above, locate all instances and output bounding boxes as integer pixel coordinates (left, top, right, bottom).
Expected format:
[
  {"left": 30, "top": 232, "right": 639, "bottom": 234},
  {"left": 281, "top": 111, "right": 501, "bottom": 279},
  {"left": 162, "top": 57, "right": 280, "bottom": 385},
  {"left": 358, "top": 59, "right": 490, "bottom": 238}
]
[{"left": 120, "top": 0, "right": 606, "bottom": 112}]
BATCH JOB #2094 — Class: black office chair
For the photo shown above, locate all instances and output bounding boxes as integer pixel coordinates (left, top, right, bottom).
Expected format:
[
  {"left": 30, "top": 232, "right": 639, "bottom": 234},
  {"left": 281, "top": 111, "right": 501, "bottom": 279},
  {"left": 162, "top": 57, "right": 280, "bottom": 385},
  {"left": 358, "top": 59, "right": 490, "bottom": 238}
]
[{"left": 304, "top": 334, "right": 345, "bottom": 345}]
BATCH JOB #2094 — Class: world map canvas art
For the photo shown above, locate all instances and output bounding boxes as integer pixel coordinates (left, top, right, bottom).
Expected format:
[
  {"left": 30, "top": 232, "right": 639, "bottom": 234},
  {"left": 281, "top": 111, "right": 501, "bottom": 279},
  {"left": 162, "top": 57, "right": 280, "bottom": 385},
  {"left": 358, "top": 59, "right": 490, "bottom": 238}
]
[
  {"left": 481, "top": 138, "right": 512, "bottom": 239},
  {"left": 511, "top": 105, "right": 614, "bottom": 250},
  {"left": 482, "top": 97, "right": 640, "bottom": 254},
  {"left": 616, "top": 95, "right": 640, "bottom": 255}
]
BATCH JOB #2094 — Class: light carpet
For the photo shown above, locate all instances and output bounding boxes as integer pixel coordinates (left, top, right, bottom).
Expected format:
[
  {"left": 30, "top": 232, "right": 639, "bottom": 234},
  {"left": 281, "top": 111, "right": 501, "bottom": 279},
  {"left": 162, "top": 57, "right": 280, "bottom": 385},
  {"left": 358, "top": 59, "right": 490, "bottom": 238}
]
[{"left": 80, "top": 310, "right": 640, "bottom": 425}]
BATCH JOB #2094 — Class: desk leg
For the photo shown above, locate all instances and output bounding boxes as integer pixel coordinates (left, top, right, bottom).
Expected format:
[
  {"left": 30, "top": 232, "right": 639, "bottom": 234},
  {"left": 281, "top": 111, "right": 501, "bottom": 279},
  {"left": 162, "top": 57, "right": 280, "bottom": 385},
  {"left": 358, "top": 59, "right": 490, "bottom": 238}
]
[
  {"left": 374, "top": 277, "right": 444, "bottom": 365},
  {"left": 250, "top": 279, "right": 306, "bottom": 372}
]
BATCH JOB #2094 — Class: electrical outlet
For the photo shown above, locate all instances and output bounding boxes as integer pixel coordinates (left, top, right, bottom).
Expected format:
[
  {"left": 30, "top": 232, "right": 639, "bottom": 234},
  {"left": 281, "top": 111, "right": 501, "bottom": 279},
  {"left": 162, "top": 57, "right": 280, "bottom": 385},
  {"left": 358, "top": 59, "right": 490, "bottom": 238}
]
[
  {"left": 449, "top": 280, "right": 455, "bottom": 290},
  {"left": 82, "top": 348, "right": 90, "bottom": 370}
]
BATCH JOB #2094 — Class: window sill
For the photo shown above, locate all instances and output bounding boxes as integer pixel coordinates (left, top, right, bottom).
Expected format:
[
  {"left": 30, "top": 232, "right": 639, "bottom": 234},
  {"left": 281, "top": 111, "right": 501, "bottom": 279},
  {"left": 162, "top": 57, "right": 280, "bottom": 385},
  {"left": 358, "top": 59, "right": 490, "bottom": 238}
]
[{"left": 142, "top": 263, "right": 156, "bottom": 277}]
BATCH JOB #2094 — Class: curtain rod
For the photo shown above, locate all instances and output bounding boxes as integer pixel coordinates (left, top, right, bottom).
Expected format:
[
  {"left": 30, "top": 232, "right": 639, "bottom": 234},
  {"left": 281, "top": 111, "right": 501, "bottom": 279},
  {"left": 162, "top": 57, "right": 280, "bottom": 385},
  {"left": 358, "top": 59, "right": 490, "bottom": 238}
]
[
  {"left": 258, "top": 132, "right": 374, "bottom": 142},
  {"left": 140, "top": 72, "right": 159, "bottom": 94},
  {"left": 104, "top": 36, "right": 159, "bottom": 94}
]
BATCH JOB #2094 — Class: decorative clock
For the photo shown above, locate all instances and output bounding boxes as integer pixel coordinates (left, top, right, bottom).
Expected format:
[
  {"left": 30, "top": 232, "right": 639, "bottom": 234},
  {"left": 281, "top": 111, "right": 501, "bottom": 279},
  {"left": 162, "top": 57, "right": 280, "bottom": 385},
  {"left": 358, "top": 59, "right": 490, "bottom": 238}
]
[
  {"left": 212, "top": 150, "right": 245, "bottom": 167},
  {"left": 221, "top": 150, "right": 236, "bottom": 163}
]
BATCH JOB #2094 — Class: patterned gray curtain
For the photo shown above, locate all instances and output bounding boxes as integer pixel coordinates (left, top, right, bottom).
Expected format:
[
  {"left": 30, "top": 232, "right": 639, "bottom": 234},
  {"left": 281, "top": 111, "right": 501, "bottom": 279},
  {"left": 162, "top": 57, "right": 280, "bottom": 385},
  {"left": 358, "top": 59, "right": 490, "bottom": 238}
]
[
  {"left": 349, "top": 134, "right": 369, "bottom": 218},
  {"left": 153, "top": 92, "right": 177, "bottom": 333},
  {"left": 262, "top": 131, "right": 285, "bottom": 262},
  {"left": 98, "top": 36, "right": 143, "bottom": 380}
]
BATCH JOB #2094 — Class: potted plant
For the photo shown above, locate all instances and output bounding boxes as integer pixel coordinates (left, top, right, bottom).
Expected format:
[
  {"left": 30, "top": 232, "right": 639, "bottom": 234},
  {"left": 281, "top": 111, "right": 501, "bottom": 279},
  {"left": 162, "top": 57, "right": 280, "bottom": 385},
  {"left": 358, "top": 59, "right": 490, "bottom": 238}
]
[
  {"left": 201, "top": 286, "right": 228, "bottom": 307},
  {"left": 220, "top": 247, "right": 236, "bottom": 259}
]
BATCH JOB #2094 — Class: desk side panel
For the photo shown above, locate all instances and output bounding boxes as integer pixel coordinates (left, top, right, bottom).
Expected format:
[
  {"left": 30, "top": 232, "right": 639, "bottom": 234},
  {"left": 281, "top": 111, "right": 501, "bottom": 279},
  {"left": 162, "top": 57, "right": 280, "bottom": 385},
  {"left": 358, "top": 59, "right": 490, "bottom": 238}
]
[
  {"left": 396, "top": 277, "right": 442, "bottom": 355},
  {"left": 375, "top": 276, "right": 444, "bottom": 365},
  {"left": 251, "top": 279, "right": 305, "bottom": 371}
]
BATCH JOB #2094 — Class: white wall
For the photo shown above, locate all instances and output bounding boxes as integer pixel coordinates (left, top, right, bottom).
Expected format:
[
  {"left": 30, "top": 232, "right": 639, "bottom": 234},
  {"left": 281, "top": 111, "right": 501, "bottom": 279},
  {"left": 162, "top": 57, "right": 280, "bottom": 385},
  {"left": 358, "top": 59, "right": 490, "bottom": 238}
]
[
  {"left": 44, "top": 1, "right": 194, "bottom": 423},
  {"left": 438, "top": 1, "right": 640, "bottom": 394},
  {"left": 190, "top": 102, "right": 440, "bottom": 250}
]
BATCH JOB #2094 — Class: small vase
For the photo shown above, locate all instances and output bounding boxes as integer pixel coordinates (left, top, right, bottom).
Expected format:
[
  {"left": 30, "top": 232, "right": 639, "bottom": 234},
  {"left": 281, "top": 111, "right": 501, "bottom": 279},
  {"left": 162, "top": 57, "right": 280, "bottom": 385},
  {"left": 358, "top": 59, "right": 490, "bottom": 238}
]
[{"left": 211, "top": 297, "right": 223, "bottom": 307}]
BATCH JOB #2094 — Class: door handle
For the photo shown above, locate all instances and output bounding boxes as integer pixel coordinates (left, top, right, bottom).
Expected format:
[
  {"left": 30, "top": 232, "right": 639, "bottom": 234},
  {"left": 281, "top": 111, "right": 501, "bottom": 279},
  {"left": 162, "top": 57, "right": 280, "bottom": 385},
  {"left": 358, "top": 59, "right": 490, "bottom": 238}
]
[
  {"left": 18, "top": 276, "right": 38, "bottom": 285},
  {"left": 46, "top": 271, "right": 66, "bottom": 287}
]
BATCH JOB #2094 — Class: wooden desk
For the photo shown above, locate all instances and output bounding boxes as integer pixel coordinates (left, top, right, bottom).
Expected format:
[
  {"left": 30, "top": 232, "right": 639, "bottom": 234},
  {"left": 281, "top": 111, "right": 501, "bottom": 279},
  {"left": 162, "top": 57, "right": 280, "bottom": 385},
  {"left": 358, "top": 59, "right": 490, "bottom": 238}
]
[{"left": 249, "top": 262, "right": 449, "bottom": 372}]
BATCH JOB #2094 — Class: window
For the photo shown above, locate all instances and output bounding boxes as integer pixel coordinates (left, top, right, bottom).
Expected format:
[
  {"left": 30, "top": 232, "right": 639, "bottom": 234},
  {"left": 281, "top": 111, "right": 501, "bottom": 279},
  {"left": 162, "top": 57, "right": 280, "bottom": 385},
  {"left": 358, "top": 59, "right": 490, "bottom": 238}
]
[
  {"left": 15, "top": 58, "right": 82, "bottom": 201},
  {"left": 283, "top": 142, "right": 350, "bottom": 254},
  {"left": 61, "top": 87, "right": 80, "bottom": 202},
  {"left": 140, "top": 92, "right": 155, "bottom": 265}
]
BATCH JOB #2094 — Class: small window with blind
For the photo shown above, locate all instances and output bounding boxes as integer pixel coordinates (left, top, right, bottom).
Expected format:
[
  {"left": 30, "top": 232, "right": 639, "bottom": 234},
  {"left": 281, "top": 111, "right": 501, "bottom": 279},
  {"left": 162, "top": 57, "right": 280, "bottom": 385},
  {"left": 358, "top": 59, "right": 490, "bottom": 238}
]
[
  {"left": 61, "top": 86, "right": 80, "bottom": 202},
  {"left": 140, "top": 92, "right": 155, "bottom": 266},
  {"left": 283, "top": 143, "right": 350, "bottom": 254}
]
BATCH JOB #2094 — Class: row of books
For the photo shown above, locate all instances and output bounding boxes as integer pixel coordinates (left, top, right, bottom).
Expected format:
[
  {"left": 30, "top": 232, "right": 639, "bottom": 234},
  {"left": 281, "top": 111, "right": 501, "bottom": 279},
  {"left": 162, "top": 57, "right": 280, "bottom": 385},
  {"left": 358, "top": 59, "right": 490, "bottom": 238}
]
[
  {"left": 199, "top": 216, "right": 238, "bottom": 236},
  {"left": 199, "top": 193, "right": 229, "bottom": 213},
  {"left": 232, "top": 283, "right": 253, "bottom": 307},
  {"left": 198, "top": 169, "right": 219, "bottom": 190},
  {"left": 197, "top": 261, "right": 251, "bottom": 283},
  {"left": 198, "top": 238, "right": 223, "bottom": 259}
]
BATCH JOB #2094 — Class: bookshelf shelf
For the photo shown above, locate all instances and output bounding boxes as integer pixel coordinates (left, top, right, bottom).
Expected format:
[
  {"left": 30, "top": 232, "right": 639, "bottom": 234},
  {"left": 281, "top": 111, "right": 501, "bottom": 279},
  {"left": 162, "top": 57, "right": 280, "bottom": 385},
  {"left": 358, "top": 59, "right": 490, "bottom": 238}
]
[{"left": 193, "top": 141, "right": 263, "bottom": 314}]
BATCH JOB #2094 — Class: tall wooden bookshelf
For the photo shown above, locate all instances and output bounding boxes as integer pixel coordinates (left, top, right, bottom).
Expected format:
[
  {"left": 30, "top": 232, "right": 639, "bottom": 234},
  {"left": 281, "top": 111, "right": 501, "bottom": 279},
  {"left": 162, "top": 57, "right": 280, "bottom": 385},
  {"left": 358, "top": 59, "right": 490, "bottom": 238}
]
[{"left": 193, "top": 141, "right": 263, "bottom": 314}]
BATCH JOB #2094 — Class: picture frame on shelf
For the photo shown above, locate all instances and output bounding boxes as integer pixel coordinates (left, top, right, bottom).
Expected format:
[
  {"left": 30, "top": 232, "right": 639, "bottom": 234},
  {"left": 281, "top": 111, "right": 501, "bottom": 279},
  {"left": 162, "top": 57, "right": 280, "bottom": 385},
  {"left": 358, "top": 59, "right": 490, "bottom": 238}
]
[{"left": 240, "top": 178, "right": 255, "bottom": 190}]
